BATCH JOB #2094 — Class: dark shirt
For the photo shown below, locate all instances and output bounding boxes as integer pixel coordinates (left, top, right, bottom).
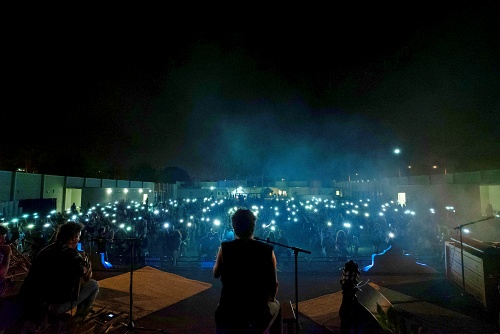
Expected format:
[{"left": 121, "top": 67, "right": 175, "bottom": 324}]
[
  {"left": 19, "top": 241, "right": 88, "bottom": 304},
  {"left": 217, "top": 239, "right": 276, "bottom": 318}
]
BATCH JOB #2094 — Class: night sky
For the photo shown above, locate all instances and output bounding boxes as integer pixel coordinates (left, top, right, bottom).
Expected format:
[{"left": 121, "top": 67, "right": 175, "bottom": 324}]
[{"left": 1, "top": 4, "right": 499, "bottom": 181}]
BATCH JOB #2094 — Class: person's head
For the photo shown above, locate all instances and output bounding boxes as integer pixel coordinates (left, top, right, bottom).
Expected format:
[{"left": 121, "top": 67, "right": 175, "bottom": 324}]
[
  {"left": 231, "top": 208, "right": 256, "bottom": 239},
  {"left": 56, "top": 221, "right": 84, "bottom": 248},
  {"left": 0, "top": 225, "right": 8, "bottom": 245}
]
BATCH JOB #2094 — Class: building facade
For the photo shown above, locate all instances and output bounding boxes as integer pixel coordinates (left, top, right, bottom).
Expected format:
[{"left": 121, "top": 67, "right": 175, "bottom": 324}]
[{"left": 1, "top": 169, "right": 499, "bottom": 224}]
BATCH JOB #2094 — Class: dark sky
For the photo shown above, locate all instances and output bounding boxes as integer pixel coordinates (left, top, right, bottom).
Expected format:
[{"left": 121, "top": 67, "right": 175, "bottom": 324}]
[{"left": 1, "top": 4, "right": 499, "bottom": 181}]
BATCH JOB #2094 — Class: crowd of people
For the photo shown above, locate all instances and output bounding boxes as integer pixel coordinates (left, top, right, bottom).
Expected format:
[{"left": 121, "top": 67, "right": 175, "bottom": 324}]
[{"left": 1, "top": 194, "right": 454, "bottom": 272}]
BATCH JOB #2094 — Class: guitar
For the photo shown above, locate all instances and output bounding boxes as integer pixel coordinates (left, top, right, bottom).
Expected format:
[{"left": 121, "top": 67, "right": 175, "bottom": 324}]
[
  {"left": 81, "top": 250, "right": 93, "bottom": 282},
  {"left": 71, "top": 250, "right": 92, "bottom": 300}
]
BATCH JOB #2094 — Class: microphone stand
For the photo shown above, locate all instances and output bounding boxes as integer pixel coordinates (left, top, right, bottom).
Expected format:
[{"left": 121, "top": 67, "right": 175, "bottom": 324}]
[
  {"left": 255, "top": 237, "right": 311, "bottom": 333},
  {"left": 453, "top": 215, "right": 495, "bottom": 293},
  {"left": 116, "top": 238, "right": 165, "bottom": 333}
]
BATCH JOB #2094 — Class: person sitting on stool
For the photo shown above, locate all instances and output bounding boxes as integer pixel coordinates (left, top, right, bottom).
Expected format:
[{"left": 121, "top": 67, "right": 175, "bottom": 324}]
[
  {"left": 18, "top": 221, "right": 99, "bottom": 325},
  {"left": 213, "top": 208, "right": 282, "bottom": 334}
]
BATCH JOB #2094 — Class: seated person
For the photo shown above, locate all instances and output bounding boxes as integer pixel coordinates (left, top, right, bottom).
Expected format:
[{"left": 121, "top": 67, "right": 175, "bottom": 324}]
[
  {"left": 213, "top": 208, "right": 282, "bottom": 334},
  {"left": 18, "top": 221, "right": 99, "bottom": 324},
  {"left": 0, "top": 225, "right": 12, "bottom": 292}
]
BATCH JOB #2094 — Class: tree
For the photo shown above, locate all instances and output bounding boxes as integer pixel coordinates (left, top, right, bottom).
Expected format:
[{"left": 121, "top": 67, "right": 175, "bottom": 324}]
[{"left": 159, "top": 167, "right": 191, "bottom": 185}]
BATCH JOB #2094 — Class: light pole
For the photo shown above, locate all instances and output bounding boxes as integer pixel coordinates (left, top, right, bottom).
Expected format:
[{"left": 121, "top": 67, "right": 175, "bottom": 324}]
[
  {"left": 432, "top": 165, "right": 447, "bottom": 174},
  {"left": 393, "top": 148, "right": 401, "bottom": 177}
]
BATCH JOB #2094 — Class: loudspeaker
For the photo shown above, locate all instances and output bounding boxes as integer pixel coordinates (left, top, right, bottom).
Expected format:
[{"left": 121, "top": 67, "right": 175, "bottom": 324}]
[{"left": 89, "top": 252, "right": 113, "bottom": 270}]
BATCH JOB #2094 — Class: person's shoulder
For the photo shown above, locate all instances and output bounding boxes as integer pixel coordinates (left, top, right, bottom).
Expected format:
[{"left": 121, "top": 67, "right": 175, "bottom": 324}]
[
  {"left": 221, "top": 238, "right": 246, "bottom": 248},
  {"left": 62, "top": 246, "right": 79, "bottom": 255},
  {"left": 220, "top": 240, "right": 233, "bottom": 246},
  {"left": 41, "top": 241, "right": 60, "bottom": 252}
]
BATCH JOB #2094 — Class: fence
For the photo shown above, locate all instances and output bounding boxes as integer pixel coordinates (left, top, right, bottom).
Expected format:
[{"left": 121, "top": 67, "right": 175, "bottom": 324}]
[{"left": 106, "top": 254, "right": 375, "bottom": 274}]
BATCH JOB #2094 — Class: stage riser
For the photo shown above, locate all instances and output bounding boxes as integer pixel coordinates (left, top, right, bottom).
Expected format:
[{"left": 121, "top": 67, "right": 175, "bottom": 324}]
[{"left": 445, "top": 240, "right": 499, "bottom": 310}]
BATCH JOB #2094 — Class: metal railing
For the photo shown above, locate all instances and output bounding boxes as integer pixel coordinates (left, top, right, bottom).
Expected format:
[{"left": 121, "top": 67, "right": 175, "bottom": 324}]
[{"left": 107, "top": 254, "right": 379, "bottom": 273}]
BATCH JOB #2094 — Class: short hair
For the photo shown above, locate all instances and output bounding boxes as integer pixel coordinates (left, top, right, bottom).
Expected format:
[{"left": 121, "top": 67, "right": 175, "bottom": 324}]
[
  {"left": 0, "top": 225, "right": 7, "bottom": 236},
  {"left": 55, "top": 222, "right": 84, "bottom": 243},
  {"left": 231, "top": 208, "right": 256, "bottom": 239}
]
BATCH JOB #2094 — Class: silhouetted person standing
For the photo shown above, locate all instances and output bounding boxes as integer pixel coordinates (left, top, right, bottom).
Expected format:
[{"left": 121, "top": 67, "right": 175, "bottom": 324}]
[
  {"left": 214, "top": 208, "right": 282, "bottom": 334},
  {"left": 71, "top": 203, "right": 78, "bottom": 214}
]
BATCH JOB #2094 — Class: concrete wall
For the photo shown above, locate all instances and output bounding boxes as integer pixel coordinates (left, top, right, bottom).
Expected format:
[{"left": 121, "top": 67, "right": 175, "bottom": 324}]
[
  {"left": 43, "top": 175, "right": 65, "bottom": 212},
  {"left": 0, "top": 171, "right": 154, "bottom": 219},
  {"left": 0, "top": 201, "right": 19, "bottom": 219},
  {"left": 65, "top": 188, "right": 82, "bottom": 213},
  {"left": 1, "top": 169, "right": 499, "bottom": 222},
  {"left": 376, "top": 181, "right": 481, "bottom": 225},
  {"left": 14, "top": 173, "right": 42, "bottom": 201},
  {"left": 0, "top": 171, "right": 12, "bottom": 202},
  {"left": 177, "top": 188, "right": 214, "bottom": 200},
  {"left": 81, "top": 187, "right": 152, "bottom": 209},
  {"left": 480, "top": 185, "right": 500, "bottom": 215}
]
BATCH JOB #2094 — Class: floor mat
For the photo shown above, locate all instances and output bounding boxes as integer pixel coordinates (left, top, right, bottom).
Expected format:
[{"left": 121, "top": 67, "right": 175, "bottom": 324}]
[
  {"left": 93, "top": 266, "right": 212, "bottom": 321},
  {"left": 296, "top": 291, "right": 343, "bottom": 333}
]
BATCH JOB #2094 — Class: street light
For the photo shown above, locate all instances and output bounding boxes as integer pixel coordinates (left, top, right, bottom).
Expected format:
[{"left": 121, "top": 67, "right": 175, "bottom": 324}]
[
  {"left": 433, "top": 165, "right": 447, "bottom": 174},
  {"left": 393, "top": 148, "right": 401, "bottom": 177}
]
